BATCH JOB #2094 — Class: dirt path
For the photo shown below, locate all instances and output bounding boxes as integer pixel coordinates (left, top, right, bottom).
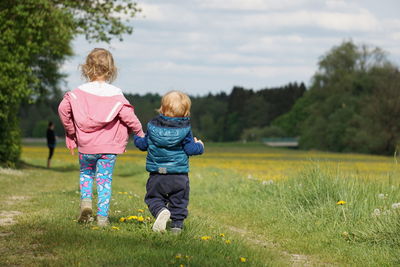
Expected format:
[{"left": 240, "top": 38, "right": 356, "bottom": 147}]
[
  {"left": 227, "top": 225, "right": 313, "bottom": 267},
  {"left": 0, "top": 211, "right": 22, "bottom": 227},
  {"left": 192, "top": 208, "right": 335, "bottom": 267},
  {"left": 0, "top": 195, "right": 29, "bottom": 237},
  {"left": 0, "top": 169, "right": 27, "bottom": 229}
]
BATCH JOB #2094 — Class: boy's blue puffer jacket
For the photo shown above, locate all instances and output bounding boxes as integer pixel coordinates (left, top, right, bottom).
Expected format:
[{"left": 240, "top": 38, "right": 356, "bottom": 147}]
[{"left": 146, "top": 115, "right": 191, "bottom": 174}]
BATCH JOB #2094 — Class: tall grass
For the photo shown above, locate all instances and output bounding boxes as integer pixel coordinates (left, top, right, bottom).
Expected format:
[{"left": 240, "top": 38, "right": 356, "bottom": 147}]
[
  {"left": 191, "top": 164, "right": 400, "bottom": 265},
  {"left": 277, "top": 165, "right": 400, "bottom": 243}
]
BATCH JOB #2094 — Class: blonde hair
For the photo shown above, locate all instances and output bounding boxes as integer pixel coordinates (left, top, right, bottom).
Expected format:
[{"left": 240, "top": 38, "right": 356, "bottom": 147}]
[
  {"left": 158, "top": 91, "right": 191, "bottom": 117},
  {"left": 81, "top": 48, "right": 117, "bottom": 82}
]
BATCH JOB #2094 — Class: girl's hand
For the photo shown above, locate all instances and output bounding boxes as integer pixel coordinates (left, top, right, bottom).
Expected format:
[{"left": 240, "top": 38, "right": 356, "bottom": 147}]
[
  {"left": 194, "top": 137, "right": 204, "bottom": 147},
  {"left": 70, "top": 148, "right": 74, "bottom": 155}
]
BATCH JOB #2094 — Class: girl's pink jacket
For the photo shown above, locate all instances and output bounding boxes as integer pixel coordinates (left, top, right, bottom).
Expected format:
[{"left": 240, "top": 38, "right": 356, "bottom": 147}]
[{"left": 58, "top": 82, "right": 144, "bottom": 154}]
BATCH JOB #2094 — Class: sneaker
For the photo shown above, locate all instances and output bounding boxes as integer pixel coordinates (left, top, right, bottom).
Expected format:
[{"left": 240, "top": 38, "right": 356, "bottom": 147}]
[
  {"left": 152, "top": 209, "right": 170, "bottom": 232},
  {"left": 97, "top": 216, "right": 110, "bottom": 227},
  {"left": 170, "top": 227, "right": 182, "bottom": 235},
  {"left": 78, "top": 199, "right": 92, "bottom": 223}
]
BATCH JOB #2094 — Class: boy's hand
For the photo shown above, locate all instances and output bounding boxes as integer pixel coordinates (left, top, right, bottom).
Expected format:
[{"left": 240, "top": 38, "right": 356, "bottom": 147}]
[
  {"left": 134, "top": 134, "right": 149, "bottom": 151},
  {"left": 194, "top": 137, "right": 204, "bottom": 147}
]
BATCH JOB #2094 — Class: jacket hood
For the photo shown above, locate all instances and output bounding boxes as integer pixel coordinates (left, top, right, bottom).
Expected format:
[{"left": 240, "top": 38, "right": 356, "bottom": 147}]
[
  {"left": 147, "top": 115, "right": 190, "bottom": 148},
  {"left": 66, "top": 83, "right": 131, "bottom": 133}
]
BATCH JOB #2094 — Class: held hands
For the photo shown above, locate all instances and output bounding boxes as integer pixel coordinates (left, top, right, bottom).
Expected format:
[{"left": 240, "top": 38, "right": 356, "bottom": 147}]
[{"left": 194, "top": 137, "right": 204, "bottom": 147}]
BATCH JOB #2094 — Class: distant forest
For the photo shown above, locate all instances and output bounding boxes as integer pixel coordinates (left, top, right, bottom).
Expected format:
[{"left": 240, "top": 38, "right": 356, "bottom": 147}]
[
  {"left": 20, "top": 41, "right": 400, "bottom": 155},
  {"left": 19, "top": 82, "right": 306, "bottom": 142}
]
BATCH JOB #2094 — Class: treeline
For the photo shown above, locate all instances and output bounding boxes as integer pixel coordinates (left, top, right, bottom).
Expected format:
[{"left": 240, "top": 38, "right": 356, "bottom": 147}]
[
  {"left": 19, "top": 82, "right": 306, "bottom": 142},
  {"left": 20, "top": 41, "right": 400, "bottom": 155},
  {"left": 20, "top": 83, "right": 306, "bottom": 142}
]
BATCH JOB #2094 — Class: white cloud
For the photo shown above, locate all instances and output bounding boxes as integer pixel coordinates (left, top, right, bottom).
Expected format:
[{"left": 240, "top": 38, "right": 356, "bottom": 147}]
[
  {"left": 325, "top": 0, "right": 357, "bottom": 10},
  {"left": 315, "top": 9, "right": 379, "bottom": 32},
  {"left": 136, "top": 59, "right": 314, "bottom": 82},
  {"left": 236, "top": 35, "right": 342, "bottom": 57},
  {"left": 197, "top": 0, "right": 312, "bottom": 11},
  {"left": 207, "top": 52, "right": 276, "bottom": 65},
  {"left": 140, "top": 61, "right": 227, "bottom": 75},
  {"left": 231, "top": 65, "right": 314, "bottom": 78},
  {"left": 211, "top": 9, "right": 379, "bottom": 32},
  {"left": 137, "top": 3, "right": 199, "bottom": 26},
  {"left": 390, "top": 32, "right": 400, "bottom": 41},
  {"left": 137, "top": 3, "right": 165, "bottom": 21},
  {"left": 381, "top": 18, "right": 400, "bottom": 31}
]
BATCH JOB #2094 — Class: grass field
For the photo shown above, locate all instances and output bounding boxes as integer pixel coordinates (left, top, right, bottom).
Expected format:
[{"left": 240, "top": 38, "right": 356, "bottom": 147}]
[{"left": 1, "top": 142, "right": 400, "bottom": 266}]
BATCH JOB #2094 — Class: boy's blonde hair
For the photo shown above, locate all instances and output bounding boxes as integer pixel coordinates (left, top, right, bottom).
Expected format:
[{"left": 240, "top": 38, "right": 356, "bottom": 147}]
[
  {"left": 158, "top": 91, "right": 191, "bottom": 117},
  {"left": 81, "top": 48, "right": 117, "bottom": 82}
]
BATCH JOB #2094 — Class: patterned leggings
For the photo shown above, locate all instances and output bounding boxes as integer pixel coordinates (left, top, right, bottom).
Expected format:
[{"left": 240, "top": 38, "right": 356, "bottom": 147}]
[{"left": 79, "top": 153, "right": 117, "bottom": 217}]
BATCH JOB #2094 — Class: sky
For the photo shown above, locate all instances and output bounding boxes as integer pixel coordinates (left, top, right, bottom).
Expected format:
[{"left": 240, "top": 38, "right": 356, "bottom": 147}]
[{"left": 61, "top": 0, "right": 400, "bottom": 96}]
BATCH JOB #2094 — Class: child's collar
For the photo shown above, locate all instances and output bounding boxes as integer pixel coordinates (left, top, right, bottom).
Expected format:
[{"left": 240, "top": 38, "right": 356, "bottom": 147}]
[{"left": 159, "top": 114, "right": 190, "bottom": 121}]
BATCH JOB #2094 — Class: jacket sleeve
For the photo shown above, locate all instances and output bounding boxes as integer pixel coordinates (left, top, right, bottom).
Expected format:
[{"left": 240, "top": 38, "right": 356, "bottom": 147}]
[
  {"left": 182, "top": 131, "right": 204, "bottom": 156},
  {"left": 58, "top": 95, "right": 77, "bottom": 149},
  {"left": 58, "top": 95, "right": 75, "bottom": 136},
  {"left": 134, "top": 134, "right": 148, "bottom": 151},
  {"left": 118, "top": 105, "right": 145, "bottom": 137}
]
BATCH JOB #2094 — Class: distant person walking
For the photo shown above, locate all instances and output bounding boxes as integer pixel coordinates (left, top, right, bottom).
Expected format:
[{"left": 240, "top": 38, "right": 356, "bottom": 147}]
[
  {"left": 46, "top": 121, "right": 56, "bottom": 168},
  {"left": 58, "top": 48, "right": 144, "bottom": 227}
]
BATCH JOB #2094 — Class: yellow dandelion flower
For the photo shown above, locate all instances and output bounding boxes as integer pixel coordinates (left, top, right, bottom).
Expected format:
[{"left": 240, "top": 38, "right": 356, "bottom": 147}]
[
  {"left": 123, "top": 192, "right": 128, "bottom": 194},
  {"left": 137, "top": 209, "right": 144, "bottom": 213},
  {"left": 118, "top": 192, "right": 123, "bottom": 194},
  {"left": 111, "top": 226, "right": 120, "bottom": 230},
  {"left": 225, "top": 240, "right": 231, "bottom": 244},
  {"left": 92, "top": 226, "right": 99, "bottom": 230},
  {"left": 201, "top": 236, "right": 212, "bottom": 241},
  {"left": 179, "top": 265, "right": 184, "bottom": 267},
  {"left": 137, "top": 216, "right": 144, "bottom": 222},
  {"left": 219, "top": 233, "right": 225, "bottom": 237},
  {"left": 119, "top": 217, "right": 126, "bottom": 222},
  {"left": 146, "top": 216, "right": 151, "bottom": 221},
  {"left": 336, "top": 200, "right": 346, "bottom": 205},
  {"left": 127, "top": 216, "right": 138, "bottom": 220},
  {"left": 128, "top": 196, "right": 133, "bottom": 199},
  {"left": 240, "top": 257, "right": 247, "bottom": 263},
  {"left": 175, "top": 254, "right": 182, "bottom": 259}
]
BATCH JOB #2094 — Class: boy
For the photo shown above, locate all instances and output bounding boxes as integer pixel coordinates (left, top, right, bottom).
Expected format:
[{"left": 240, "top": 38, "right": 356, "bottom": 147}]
[{"left": 134, "top": 90, "right": 204, "bottom": 233}]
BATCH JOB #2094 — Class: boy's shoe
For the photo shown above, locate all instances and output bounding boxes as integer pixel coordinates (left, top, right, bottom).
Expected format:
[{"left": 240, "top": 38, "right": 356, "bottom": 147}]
[
  {"left": 97, "top": 216, "right": 110, "bottom": 227},
  {"left": 78, "top": 199, "right": 92, "bottom": 223},
  {"left": 170, "top": 227, "right": 182, "bottom": 235},
  {"left": 152, "top": 209, "right": 170, "bottom": 232}
]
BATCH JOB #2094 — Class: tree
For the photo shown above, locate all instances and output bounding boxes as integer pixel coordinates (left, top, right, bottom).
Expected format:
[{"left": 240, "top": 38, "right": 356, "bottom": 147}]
[
  {"left": 355, "top": 66, "right": 400, "bottom": 154},
  {"left": 0, "top": 0, "right": 140, "bottom": 166},
  {"left": 274, "top": 41, "right": 399, "bottom": 154}
]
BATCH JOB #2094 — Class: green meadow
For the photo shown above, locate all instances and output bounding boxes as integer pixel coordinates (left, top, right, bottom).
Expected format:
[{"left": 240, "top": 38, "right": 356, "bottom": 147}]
[{"left": 1, "top": 143, "right": 400, "bottom": 266}]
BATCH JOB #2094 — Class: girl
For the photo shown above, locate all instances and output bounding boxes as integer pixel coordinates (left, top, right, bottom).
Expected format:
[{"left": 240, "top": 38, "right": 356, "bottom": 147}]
[{"left": 58, "top": 48, "right": 144, "bottom": 226}]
